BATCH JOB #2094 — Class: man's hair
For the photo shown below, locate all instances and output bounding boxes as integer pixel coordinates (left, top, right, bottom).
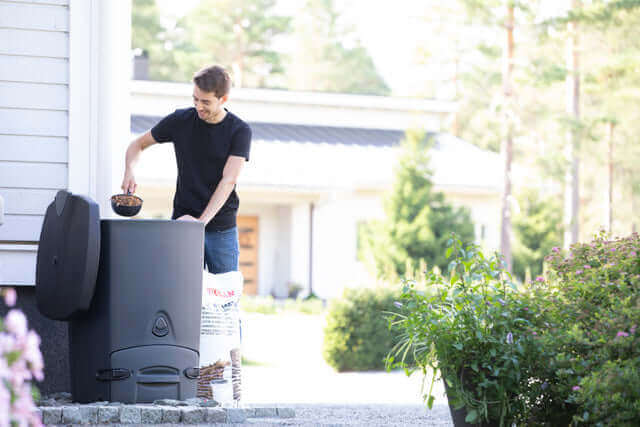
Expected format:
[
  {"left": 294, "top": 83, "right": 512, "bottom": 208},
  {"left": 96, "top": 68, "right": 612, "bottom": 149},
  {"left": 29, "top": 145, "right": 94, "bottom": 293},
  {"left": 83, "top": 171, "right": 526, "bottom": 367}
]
[{"left": 193, "top": 65, "right": 231, "bottom": 98}]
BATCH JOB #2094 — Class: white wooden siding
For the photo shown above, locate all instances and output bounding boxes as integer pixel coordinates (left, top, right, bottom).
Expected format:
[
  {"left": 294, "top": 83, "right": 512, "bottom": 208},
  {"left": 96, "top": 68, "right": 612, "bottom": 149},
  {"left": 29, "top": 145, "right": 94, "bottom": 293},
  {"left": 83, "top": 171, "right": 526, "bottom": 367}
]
[
  {"left": 0, "top": 109, "right": 68, "bottom": 136},
  {"left": 0, "top": 0, "right": 69, "bottom": 286},
  {"left": 0, "top": 2, "right": 68, "bottom": 31},
  {"left": 0, "top": 163, "right": 68, "bottom": 189},
  {"left": 0, "top": 244, "right": 38, "bottom": 286},
  {"left": 0, "top": 217, "right": 44, "bottom": 241},
  {"left": 0, "top": 29, "right": 68, "bottom": 58},
  {"left": 0, "top": 56, "right": 68, "bottom": 84},
  {"left": 0, "top": 189, "right": 58, "bottom": 215},
  {"left": 0, "top": 135, "right": 67, "bottom": 163},
  {"left": 0, "top": 82, "right": 68, "bottom": 110}
]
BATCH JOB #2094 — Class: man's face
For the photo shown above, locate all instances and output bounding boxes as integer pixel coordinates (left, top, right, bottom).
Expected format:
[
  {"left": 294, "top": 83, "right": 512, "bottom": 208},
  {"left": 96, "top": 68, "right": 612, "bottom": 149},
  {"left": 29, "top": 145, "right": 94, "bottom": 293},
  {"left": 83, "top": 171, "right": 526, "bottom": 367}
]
[{"left": 193, "top": 86, "right": 227, "bottom": 122}]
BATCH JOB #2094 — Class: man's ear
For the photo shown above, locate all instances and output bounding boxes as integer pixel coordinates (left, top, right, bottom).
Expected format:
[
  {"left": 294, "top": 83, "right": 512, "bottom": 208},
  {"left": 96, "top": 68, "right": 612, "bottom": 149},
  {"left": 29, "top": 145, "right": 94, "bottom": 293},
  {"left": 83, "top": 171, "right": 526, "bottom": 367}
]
[{"left": 220, "top": 95, "right": 229, "bottom": 104}]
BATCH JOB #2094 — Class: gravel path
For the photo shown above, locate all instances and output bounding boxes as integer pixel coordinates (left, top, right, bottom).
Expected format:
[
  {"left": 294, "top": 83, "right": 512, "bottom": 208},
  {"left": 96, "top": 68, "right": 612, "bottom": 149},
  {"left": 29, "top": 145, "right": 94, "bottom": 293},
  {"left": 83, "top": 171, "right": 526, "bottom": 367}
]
[
  {"left": 240, "top": 403, "right": 453, "bottom": 426},
  {"left": 235, "top": 312, "right": 454, "bottom": 426}
]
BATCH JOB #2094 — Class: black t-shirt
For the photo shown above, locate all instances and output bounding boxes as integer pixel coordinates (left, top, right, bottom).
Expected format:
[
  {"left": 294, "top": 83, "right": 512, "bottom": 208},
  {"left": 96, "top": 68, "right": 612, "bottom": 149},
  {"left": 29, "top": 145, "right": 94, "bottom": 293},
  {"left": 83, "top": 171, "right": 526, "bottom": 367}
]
[{"left": 150, "top": 107, "right": 251, "bottom": 231}]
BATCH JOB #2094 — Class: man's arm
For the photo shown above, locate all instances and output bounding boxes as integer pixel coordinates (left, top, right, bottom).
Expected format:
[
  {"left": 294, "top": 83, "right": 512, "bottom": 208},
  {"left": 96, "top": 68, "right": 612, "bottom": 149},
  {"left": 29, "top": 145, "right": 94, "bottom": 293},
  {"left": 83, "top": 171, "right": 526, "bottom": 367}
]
[
  {"left": 121, "top": 131, "right": 157, "bottom": 194},
  {"left": 178, "top": 155, "right": 245, "bottom": 224}
]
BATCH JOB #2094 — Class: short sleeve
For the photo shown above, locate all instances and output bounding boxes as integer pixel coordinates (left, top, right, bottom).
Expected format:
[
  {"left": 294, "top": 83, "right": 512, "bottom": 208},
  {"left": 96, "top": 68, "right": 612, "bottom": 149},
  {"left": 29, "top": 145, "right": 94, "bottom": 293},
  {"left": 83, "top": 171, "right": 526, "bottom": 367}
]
[
  {"left": 229, "top": 124, "right": 252, "bottom": 161},
  {"left": 150, "top": 110, "right": 178, "bottom": 143}
]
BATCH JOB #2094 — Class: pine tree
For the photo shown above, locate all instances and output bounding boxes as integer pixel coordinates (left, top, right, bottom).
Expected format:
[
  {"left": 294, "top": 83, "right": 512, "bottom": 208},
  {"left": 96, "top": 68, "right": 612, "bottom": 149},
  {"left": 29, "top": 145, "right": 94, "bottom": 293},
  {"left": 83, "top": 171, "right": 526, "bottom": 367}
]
[
  {"left": 512, "top": 189, "right": 563, "bottom": 281},
  {"left": 364, "top": 130, "right": 475, "bottom": 278}
]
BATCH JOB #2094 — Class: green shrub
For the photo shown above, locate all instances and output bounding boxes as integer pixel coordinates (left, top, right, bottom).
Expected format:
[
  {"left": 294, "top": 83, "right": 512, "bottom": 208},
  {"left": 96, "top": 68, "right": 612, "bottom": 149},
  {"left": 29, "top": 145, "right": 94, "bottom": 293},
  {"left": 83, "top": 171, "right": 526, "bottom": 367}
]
[
  {"left": 512, "top": 188, "right": 563, "bottom": 281},
  {"left": 323, "top": 287, "right": 405, "bottom": 372},
  {"left": 574, "top": 359, "right": 640, "bottom": 426},
  {"left": 532, "top": 231, "right": 640, "bottom": 425}
]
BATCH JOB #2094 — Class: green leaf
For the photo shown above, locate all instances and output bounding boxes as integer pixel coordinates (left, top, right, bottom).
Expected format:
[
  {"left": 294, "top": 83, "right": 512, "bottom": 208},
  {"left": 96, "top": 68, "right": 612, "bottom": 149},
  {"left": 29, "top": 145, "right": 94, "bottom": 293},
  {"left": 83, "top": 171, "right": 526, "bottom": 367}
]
[
  {"left": 446, "top": 246, "right": 453, "bottom": 259},
  {"left": 465, "top": 409, "right": 479, "bottom": 423},
  {"left": 427, "top": 395, "right": 435, "bottom": 409},
  {"left": 453, "top": 343, "right": 463, "bottom": 350},
  {"left": 471, "top": 362, "right": 479, "bottom": 372}
]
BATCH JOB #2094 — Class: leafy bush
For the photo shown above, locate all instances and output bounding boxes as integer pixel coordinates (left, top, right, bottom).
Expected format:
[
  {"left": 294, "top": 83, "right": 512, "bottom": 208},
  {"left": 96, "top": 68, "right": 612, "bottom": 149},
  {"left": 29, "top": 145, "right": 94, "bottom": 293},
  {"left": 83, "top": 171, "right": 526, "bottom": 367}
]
[
  {"left": 323, "top": 287, "right": 405, "bottom": 372},
  {"left": 531, "top": 231, "right": 640, "bottom": 425},
  {"left": 389, "top": 231, "right": 640, "bottom": 425},
  {"left": 512, "top": 188, "right": 563, "bottom": 281},
  {"left": 574, "top": 359, "right": 640, "bottom": 426},
  {"left": 388, "top": 236, "right": 546, "bottom": 426}
]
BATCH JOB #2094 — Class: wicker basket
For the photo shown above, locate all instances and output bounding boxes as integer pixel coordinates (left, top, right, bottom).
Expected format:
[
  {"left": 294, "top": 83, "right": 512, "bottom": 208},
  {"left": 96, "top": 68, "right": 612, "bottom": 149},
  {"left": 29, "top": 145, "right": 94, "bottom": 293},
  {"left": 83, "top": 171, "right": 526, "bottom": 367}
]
[{"left": 197, "top": 360, "right": 229, "bottom": 399}]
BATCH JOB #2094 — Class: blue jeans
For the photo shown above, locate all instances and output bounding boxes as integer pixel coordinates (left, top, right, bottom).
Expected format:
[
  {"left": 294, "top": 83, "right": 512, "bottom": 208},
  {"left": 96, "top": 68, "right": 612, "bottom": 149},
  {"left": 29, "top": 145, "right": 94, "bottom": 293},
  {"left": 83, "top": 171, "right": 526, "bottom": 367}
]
[{"left": 204, "top": 226, "right": 239, "bottom": 273}]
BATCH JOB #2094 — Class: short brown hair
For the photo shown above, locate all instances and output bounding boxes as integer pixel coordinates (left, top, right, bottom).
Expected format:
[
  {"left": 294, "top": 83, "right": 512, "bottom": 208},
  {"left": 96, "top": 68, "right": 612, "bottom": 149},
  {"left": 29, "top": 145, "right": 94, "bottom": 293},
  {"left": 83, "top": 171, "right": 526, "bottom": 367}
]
[{"left": 193, "top": 65, "right": 231, "bottom": 97}]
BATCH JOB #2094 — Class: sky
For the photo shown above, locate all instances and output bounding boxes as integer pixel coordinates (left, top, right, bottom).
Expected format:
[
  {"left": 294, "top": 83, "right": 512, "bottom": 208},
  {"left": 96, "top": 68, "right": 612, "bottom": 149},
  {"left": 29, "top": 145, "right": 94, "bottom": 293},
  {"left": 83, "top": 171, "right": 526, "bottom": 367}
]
[{"left": 155, "top": 0, "right": 570, "bottom": 98}]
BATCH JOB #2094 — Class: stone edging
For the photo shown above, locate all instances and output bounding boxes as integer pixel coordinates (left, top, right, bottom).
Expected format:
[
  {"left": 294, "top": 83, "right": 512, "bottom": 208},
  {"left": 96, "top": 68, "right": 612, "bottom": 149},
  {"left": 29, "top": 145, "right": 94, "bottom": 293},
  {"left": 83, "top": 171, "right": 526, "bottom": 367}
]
[{"left": 36, "top": 404, "right": 295, "bottom": 425}]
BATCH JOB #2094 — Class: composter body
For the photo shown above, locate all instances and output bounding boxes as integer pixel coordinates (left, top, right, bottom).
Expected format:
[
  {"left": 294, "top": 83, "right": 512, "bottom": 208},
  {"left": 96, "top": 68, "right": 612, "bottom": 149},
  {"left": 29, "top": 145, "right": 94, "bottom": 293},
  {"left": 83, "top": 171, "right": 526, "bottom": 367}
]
[{"left": 36, "top": 191, "right": 204, "bottom": 403}]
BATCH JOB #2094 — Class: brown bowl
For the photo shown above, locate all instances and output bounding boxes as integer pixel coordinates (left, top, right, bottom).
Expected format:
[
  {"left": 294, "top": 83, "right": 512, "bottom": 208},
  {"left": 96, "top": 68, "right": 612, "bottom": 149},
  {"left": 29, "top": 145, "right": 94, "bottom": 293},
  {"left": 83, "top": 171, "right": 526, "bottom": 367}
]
[{"left": 111, "top": 193, "right": 143, "bottom": 217}]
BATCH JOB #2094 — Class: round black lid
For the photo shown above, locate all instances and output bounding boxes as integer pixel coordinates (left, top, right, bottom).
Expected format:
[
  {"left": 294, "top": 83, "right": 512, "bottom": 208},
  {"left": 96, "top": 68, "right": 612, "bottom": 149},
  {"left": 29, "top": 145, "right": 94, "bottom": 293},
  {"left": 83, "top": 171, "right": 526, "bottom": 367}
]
[{"left": 36, "top": 190, "right": 101, "bottom": 320}]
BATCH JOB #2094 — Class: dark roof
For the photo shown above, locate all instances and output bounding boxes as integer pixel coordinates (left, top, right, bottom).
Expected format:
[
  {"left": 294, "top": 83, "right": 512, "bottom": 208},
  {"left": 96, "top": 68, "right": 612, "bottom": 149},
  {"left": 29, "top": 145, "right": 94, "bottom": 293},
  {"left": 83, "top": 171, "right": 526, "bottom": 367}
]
[{"left": 131, "top": 114, "right": 406, "bottom": 147}]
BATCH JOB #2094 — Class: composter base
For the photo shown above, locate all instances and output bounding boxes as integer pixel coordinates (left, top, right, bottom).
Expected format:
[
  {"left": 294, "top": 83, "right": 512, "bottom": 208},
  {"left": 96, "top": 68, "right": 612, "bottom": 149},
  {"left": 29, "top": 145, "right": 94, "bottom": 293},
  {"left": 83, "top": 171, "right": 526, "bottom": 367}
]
[{"left": 110, "top": 345, "right": 199, "bottom": 403}]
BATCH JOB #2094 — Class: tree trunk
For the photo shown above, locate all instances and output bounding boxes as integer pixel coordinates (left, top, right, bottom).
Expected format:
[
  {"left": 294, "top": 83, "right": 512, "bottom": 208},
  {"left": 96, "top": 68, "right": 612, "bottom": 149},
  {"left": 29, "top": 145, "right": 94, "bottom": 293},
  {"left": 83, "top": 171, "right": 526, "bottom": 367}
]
[
  {"left": 605, "top": 121, "right": 614, "bottom": 232},
  {"left": 563, "top": 0, "right": 581, "bottom": 249},
  {"left": 500, "top": 4, "right": 514, "bottom": 272}
]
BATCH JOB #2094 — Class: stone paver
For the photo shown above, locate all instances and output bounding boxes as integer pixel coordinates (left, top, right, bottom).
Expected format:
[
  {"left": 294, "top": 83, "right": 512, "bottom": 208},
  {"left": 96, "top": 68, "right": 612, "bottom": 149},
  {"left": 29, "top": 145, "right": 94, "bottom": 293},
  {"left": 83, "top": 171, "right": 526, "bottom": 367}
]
[
  {"left": 98, "top": 406, "right": 120, "bottom": 423},
  {"left": 61, "top": 406, "right": 82, "bottom": 424},
  {"left": 78, "top": 406, "right": 98, "bottom": 424},
  {"left": 181, "top": 407, "right": 206, "bottom": 424},
  {"left": 206, "top": 407, "right": 228, "bottom": 423},
  {"left": 161, "top": 406, "right": 182, "bottom": 423},
  {"left": 140, "top": 406, "right": 163, "bottom": 423},
  {"left": 119, "top": 406, "right": 142, "bottom": 424},
  {"left": 40, "top": 407, "right": 62, "bottom": 425}
]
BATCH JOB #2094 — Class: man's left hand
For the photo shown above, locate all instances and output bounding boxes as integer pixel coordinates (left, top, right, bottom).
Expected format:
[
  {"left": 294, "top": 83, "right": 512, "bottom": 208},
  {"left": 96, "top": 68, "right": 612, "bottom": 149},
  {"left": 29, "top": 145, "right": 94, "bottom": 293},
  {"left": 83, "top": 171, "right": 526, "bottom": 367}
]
[{"left": 177, "top": 215, "right": 201, "bottom": 222}]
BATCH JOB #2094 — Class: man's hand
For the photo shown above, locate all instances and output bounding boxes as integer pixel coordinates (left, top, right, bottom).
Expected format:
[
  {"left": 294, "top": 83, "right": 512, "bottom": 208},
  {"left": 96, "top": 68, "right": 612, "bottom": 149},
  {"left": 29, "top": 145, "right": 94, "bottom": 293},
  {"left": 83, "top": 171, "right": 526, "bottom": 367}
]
[
  {"left": 122, "top": 131, "right": 157, "bottom": 194},
  {"left": 177, "top": 215, "right": 201, "bottom": 222},
  {"left": 121, "top": 169, "right": 137, "bottom": 194}
]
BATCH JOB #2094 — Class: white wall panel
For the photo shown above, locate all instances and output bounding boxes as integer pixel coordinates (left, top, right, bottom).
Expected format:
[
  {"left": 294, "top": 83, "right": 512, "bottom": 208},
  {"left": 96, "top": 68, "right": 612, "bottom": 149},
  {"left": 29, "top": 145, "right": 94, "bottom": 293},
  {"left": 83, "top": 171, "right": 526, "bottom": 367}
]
[
  {"left": 0, "top": 82, "right": 67, "bottom": 110},
  {"left": 0, "top": 245, "right": 38, "bottom": 286},
  {"left": 0, "top": 162, "right": 67, "bottom": 189},
  {"left": 0, "top": 109, "right": 68, "bottom": 136},
  {"left": 0, "top": 28, "right": 68, "bottom": 58},
  {"left": 0, "top": 2, "right": 68, "bottom": 31},
  {"left": 0, "top": 135, "right": 67, "bottom": 162},
  {"left": 0, "top": 55, "right": 68, "bottom": 84},
  {"left": 0, "top": 189, "right": 57, "bottom": 215},
  {"left": 0, "top": 215, "right": 43, "bottom": 241}
]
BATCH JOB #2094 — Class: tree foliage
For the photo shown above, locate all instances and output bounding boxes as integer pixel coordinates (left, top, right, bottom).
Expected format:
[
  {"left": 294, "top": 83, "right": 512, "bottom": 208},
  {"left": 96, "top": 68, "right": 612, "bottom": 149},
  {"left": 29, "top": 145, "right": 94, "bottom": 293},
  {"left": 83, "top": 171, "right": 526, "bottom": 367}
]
[
  {"left": 363, "top": 130, "right": 475, "bottom": 278},
  {"left": 512, "top": 189, "right": 563, "bottom": 281},
  {"left": 285, "top": 0, "right": 389, "bottom": 95}
]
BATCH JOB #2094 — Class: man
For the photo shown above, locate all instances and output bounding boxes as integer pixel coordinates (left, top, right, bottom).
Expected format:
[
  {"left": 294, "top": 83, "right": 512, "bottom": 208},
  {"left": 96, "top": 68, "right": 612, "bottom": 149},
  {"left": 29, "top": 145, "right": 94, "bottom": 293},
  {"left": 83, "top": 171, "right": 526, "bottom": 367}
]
[{"left": 122, "top": 65, "right": 251, "bottom": 274}]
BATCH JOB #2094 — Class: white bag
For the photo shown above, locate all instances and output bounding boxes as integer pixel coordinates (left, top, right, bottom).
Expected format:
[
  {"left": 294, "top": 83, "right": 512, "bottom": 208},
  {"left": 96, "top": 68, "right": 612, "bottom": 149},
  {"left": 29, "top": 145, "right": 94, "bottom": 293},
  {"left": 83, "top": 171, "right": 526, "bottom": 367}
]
[{"left": 198, "top": 270, "right": 243, "bottom": 402}]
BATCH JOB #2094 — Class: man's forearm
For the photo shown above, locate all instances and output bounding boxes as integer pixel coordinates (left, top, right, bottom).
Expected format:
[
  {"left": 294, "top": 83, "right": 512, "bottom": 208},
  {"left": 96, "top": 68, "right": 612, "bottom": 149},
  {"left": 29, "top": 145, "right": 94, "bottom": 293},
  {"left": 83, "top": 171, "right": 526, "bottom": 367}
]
[
  {"left": 199, "top": 179, "right": 236, "bottom": 224},
  {"left": 125, "top": 140, "right": 143, "bottom": 172}
]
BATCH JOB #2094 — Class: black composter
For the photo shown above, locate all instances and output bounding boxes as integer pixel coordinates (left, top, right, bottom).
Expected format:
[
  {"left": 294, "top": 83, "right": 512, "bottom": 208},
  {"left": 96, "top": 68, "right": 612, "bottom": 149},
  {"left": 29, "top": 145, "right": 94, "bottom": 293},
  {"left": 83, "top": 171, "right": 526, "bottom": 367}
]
[{"left": 35, "top": 190, "right": 204, "bottom": 403}]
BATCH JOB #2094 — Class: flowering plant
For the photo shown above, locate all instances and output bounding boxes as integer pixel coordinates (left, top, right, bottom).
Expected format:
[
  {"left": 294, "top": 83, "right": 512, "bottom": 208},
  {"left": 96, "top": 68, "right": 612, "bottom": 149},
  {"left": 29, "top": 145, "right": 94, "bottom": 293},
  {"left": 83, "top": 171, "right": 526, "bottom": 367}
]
[
  {"left": 388, "top": 235, "right": 546, "bottom": 426},
  {"left": 534, "top": 232, "right": 640, "bottom": 425},
  {"left": 1, "top": 288, "right": 44, "bottom": 427}
]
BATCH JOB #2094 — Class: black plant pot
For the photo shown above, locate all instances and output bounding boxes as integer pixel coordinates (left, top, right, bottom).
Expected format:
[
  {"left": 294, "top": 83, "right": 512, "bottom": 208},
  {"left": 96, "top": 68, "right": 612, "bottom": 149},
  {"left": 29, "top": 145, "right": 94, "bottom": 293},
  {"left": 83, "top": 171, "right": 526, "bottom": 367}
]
[{"left": 444, "top": 378, "right": 500, "bottom": 427}]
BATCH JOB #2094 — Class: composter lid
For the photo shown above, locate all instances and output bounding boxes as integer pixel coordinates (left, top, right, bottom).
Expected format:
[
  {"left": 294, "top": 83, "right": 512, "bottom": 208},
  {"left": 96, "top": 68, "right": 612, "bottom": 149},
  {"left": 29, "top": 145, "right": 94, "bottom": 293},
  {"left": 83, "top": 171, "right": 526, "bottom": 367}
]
[{"left": 36, "top": 190, "right": 101, "bottom": 320}]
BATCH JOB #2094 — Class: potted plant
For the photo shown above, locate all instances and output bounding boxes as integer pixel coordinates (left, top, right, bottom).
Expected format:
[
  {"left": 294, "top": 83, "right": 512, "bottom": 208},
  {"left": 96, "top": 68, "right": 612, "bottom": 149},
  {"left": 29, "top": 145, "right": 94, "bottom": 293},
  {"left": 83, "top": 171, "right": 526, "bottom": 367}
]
[{"left": 387, "top": 235, "right": 544, "bottom": 426}]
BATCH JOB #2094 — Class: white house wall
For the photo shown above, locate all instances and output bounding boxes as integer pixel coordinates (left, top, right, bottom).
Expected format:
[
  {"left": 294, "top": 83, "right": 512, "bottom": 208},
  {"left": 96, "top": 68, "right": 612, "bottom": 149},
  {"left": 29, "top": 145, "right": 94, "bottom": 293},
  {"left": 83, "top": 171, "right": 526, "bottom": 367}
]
[
  {"left": 0, "top": 0, "right": 70, "bottom": 285},
  {"left": 0, "top": 0, "right": 131, "bottom": 286},
  {"left": 311, "top": 196, "right": 363, "bottom": 299},
  {"left": 289, "top": 203, "right": 311, "bottom": 295},
  {"left": 237, "top": 203, "right": 292, "bottom": 297}
]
